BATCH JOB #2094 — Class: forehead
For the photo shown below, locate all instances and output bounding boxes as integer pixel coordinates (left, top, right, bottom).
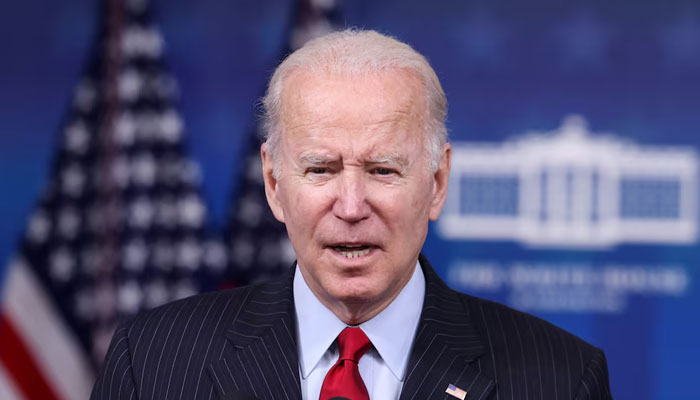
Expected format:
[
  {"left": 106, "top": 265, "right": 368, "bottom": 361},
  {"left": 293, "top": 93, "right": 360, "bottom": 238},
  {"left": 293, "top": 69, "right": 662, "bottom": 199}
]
[{"left": 279, "top": 68, "right": 426, "bottom": 138}]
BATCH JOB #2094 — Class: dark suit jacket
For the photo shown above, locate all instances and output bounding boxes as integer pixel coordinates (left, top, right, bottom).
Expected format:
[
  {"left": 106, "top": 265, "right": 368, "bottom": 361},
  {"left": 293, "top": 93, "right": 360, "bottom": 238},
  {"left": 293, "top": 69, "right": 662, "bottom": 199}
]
[{"left": 92, "top": 255, "right": 612, "bottom": 399}]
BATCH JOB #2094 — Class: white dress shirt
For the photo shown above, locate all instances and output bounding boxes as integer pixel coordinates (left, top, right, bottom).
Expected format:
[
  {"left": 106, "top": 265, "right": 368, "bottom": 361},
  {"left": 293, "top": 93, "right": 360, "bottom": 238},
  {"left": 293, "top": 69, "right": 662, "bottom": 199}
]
[{"left": 294, "top": 261, "right": 425, "bottom": 400}]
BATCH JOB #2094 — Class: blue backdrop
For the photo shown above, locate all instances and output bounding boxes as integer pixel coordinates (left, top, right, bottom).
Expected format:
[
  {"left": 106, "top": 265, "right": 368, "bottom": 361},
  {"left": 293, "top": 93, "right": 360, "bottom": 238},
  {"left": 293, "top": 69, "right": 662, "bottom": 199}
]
[{"left": 1, "top": 1, "right": 699, "bottom": 399}]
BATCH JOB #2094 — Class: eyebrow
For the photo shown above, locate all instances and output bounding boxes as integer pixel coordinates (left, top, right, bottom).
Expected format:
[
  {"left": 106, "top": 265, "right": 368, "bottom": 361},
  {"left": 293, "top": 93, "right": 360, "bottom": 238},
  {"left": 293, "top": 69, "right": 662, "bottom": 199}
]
[
  {"left": 298, "top": 152, "right": 334, "bottom": 165},
  {"left": 367, "top": 153, "right": 409, "bottom": 169},
  {"left": 297, "top": 151, "right": 409, "bottom": 170}
]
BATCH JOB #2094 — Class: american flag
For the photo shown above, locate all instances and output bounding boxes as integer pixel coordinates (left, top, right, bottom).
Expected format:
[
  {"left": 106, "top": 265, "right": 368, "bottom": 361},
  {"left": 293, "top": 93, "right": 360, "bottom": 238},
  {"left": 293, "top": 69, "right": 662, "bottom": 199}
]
[
  {"left": 224, "top": 0, "right": 344, "bottom": 286},
  {"left": 0, "top": 0, "right": 226, "bottom": 398},
  {"left": 445, "top": 384, "right": 468, "bottom": 400}
]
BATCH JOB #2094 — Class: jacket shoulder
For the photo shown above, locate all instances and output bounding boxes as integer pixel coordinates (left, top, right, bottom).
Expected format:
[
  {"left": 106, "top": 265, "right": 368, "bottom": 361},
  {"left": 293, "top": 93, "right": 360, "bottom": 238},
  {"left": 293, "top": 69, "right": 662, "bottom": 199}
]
[
  {"left": 455, "top": 291, "right": 611, "bottom": 399},
  {"left": 92, "top": 285, "right": 257, "bottom": 399},
  {"left": 124, "top": 284, "right": 255, "bottom": 340},
  {"left": 100, "top": 283, "right": 270, "bottom": 398},
  {"left": 460, "top": 291, "right": 596, "bottom": 351}
]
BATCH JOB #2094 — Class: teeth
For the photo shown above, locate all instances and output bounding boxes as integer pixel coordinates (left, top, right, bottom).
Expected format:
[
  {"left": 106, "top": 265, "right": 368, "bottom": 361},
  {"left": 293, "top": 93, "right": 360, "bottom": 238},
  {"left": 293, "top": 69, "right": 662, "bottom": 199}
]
[{"left": 338, "top": 248, "right": 371, "bottom": 259}]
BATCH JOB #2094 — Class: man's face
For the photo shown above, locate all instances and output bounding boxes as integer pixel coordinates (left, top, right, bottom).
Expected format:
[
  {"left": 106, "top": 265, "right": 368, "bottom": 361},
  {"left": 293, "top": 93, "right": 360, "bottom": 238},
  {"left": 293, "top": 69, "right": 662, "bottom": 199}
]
[{"left": 262, "top": 69, "right": 450, "bottom": 320}]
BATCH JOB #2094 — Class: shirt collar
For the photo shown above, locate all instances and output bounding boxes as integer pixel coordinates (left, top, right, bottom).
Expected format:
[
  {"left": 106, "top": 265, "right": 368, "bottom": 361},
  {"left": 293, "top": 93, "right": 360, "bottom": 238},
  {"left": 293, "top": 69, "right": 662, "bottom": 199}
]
[
  {"left": 293, "top": 266, "right": 347, "bottom": 379},
  {"left": 294, "top": 261, "right": 425, "bottom": 381}
]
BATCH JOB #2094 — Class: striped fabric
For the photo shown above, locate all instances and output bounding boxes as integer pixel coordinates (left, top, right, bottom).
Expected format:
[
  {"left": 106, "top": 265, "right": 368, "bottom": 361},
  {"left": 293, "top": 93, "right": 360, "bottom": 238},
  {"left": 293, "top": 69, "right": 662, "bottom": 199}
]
[
  {"left": 0, "top": 1, "right": 225, "bottom": 398},
  {"left": 92, "top": 255, "right": 612, "bottom": 399}
]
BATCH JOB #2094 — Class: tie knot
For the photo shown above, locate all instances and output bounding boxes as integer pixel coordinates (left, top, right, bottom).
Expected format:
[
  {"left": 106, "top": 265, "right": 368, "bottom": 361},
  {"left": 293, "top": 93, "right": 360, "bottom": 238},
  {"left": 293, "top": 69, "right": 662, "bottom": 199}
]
[{"left": 337, "top": 327, "right": 371, "bottom": 362}]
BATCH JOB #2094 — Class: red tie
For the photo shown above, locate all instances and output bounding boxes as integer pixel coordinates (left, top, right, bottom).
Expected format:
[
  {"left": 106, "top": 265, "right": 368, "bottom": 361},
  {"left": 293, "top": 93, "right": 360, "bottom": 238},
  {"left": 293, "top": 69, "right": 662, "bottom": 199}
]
[{"left": 320, "top": 327, "right": 372, "bottom": 400}]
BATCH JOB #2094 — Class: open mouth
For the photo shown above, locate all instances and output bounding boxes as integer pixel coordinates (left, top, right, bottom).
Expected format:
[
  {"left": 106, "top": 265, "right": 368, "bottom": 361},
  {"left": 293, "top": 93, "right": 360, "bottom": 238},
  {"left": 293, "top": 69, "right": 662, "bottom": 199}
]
[{"left": 330, "top": 244, "right": 374, "bottom": 259}]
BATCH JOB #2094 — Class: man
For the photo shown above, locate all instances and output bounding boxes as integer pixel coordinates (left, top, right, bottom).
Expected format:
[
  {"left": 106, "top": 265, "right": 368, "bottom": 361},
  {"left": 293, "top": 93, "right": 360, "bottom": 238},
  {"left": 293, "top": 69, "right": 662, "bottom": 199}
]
[{"left": 93, "top": 30, "right": 612, "bottom": 399}]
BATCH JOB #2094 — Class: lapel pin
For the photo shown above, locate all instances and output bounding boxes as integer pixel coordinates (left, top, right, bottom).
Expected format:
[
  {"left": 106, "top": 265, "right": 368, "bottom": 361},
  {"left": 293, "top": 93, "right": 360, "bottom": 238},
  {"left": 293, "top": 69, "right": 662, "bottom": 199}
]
[{"left": 445, "top": 383, "right": 467, "bottom": 399}]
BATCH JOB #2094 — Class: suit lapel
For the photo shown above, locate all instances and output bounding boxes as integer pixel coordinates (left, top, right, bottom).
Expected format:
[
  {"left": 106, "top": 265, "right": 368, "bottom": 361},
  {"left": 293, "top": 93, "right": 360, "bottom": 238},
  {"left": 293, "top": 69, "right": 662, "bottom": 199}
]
[
  {"left": 207, "top": 257, "right": 493, "bottom": 400},
  {"left": 208, "top": 269, "right": 302, "bottom": 400},
  {"left": 399, "top": 256, "right": 495, "bottom": 400}
]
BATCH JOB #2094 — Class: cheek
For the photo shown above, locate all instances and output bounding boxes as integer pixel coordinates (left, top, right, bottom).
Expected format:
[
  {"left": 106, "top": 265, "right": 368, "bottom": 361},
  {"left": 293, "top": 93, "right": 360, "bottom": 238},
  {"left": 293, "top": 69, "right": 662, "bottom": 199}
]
[
  {"left": 371, "top": 191, "right": 423, "bottom": 235},
  {"left": 282, "top": 184, "right": 333, "bottom": 227},
  {"left": 395, "top": 183, "right": 434, "bottom": 219}
]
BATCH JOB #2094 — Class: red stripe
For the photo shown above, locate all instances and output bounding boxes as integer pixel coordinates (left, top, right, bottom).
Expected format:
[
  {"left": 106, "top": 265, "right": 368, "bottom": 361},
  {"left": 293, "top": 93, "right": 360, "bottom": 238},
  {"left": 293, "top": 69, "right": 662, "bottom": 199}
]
[{"left": 0, "top": 314, "right": 61, "bottom": 400}]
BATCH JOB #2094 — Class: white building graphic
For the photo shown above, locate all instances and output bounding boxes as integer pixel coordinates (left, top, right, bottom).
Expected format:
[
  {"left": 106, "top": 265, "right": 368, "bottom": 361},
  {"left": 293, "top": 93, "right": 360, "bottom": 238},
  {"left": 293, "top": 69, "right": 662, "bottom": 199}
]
[{"left": 439, "top": 115, "right": 699, "bottom": 247}]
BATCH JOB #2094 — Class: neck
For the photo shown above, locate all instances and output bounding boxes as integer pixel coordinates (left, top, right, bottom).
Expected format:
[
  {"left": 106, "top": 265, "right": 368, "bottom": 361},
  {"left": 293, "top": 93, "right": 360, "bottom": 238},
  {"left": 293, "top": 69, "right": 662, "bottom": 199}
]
[
  {"left": 322, "top": 293, "right": 400, "bottom": 325},
  {"left": 304, "top": 268, "right": 416, "bottom": 326}
]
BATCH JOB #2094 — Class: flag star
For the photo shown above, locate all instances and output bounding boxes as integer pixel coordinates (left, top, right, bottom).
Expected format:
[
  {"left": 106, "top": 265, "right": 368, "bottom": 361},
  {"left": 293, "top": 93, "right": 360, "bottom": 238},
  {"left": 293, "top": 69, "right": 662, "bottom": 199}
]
[
  {"left": 660, "top": 12, "right": 700, "bottom": 68},
  {"left": 245, "top": 155, "right": 263, "bottom": 182},
  {"left": 114, "top": 112, "right": 136, "bottom": 146},
  {"left": 131, "top": 153, "right": 157, "bottom": 186},
  {"left": 134, "top": 111, "right": 160, "bottom": 141},
  {"left": 65, "top": 120, "right": 91, "bottom": 154},
  {"left": 27, "top": 210, "right": 51, "bottom": 244},
  {"left": 237, "top": 194, "right": 264, "bottom": 226},
  {"left": 123, "top": 238, "right": 148, "bottom": 271},
  {"left": 176, "top": 238, "right": 202, "bottom": 270},
  {"left": 117, "top": 281, "right": 143, "bottom": 313},
  {"left": 58, "top": 207, "right": 81, "bottom": 239},
  {"left": 203, "top": 239, "right": 227, "bottom": 272},
  {"left": 179, "top": 195, "right": 206, "bottom": 227},
  {"left": 159, "top": 110, "right": 183, "bottom": 143},
  {"left": 172, "top": 279, "right": 197, "bottom": 301},
  {"left": 280, "top": 238, "right": 296, "bottom": 264},
  {"left": 118, "top": 69, "right": 143, "bottom": 101},
  {"left": 144, "top": 280, "right": 169, "bottom": 308},
  {"left": 231, "top": 236, "right": 255, "bottom": 269},
  {"left": 121, "top": 25, "right": 163, "bottom": 58},
  {"left": 61, "top": 164, "right": 86, "bottom": 197},
  {"left": 129, "top": 197, "right": 154, "bottom": 228},
  {"left": 50, "top": 247, "right": 76, "bottom": 282},
  {"left": 556, "top": 9, "right": 610, "bottom": 71}
]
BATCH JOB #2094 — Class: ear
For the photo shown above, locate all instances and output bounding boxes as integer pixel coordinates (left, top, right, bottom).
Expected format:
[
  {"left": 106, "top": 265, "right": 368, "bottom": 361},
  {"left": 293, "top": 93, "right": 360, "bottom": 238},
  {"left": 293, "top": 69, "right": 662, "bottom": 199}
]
[
  {"left": 261, "top": 142, "right": 286, "bottom": 223},
  {"left": 429, "top": 143, "right": 451, "bottom": 221}
]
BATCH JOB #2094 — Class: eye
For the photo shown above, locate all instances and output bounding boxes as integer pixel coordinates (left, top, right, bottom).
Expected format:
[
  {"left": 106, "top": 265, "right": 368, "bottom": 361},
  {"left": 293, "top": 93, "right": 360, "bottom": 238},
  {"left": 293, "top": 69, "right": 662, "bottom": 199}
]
[
  {"left": 373, "top": 167, "right": 395, "bottom": 176},
  {"left": 308, "top": 167, "right": 328, "bottom": 175}
]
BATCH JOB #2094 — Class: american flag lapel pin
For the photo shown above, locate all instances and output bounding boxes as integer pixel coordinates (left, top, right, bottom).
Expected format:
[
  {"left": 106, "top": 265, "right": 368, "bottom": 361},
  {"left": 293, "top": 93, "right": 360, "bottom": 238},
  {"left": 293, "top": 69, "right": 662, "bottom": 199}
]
[{"left": 445, "top": 383, "right": 467, "bottom": 399}]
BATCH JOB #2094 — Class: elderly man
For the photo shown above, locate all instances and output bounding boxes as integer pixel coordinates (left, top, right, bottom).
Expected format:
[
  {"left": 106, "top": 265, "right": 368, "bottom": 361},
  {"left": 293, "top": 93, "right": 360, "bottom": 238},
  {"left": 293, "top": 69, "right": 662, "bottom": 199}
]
[{"left": 93, "top": 30, "right": 612, "bottom": 400}]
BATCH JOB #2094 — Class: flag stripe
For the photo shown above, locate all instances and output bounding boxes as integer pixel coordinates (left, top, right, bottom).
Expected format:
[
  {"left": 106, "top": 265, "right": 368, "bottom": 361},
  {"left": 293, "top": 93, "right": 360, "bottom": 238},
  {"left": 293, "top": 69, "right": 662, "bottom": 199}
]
[
  {"left": 1, "top": 260, "right": 93, "bottom": 400},
  {"left": 0, "top": 363, "right": 23, "bottom": 400},
  {"left": 0, "top": 315, "right": 60, "bottom": 400}
]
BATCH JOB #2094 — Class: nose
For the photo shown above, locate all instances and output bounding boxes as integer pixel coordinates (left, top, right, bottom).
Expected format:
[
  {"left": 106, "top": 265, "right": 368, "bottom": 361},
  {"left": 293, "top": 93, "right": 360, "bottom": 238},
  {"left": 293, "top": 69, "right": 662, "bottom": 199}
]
[{"left": 332, "top": 171, "right": 371, "bottom": 223}]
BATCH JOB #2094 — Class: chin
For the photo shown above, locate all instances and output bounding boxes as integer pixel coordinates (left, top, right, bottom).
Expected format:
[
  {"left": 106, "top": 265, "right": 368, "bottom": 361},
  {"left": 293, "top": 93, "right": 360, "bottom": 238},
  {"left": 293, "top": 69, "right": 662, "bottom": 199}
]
[
  {"left": 329, "top": 281, "right": 383, "bottom": 305},
  {"left": 334, "top": 291, "right": 376, "bottom": 305}
]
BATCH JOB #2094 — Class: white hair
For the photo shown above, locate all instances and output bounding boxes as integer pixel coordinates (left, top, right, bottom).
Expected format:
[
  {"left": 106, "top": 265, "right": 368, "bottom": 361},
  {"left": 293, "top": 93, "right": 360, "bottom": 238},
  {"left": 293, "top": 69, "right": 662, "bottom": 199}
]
[{"left": 261, "top": 29, "right": 448, "bottom": 178}]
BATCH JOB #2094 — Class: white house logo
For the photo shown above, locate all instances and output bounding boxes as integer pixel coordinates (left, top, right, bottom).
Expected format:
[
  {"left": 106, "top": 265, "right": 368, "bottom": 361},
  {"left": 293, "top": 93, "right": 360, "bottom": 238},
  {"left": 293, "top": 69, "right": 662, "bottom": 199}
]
[{"left": 439, "top": 115, "right": 699, "bottom": 247}]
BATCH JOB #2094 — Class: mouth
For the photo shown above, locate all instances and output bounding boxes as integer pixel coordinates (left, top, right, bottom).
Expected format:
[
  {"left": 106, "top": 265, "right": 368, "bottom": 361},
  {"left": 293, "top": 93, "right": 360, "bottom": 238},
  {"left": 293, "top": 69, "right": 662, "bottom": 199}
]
[{"left": 328, "top": 243, "right": 375, "bottom": 259}]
